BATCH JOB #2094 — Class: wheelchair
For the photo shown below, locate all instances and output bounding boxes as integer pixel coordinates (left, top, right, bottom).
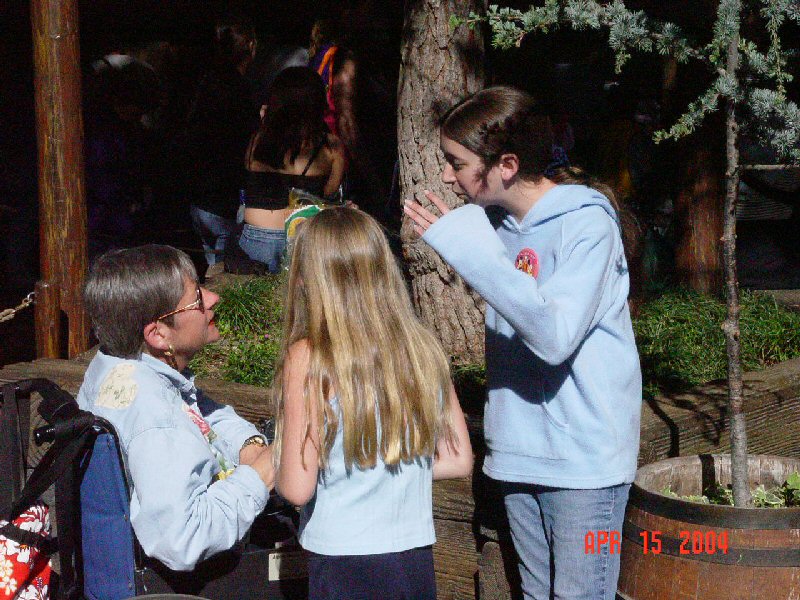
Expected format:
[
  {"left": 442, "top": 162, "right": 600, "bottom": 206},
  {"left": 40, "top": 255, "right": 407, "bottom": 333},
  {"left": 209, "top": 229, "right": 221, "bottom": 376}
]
[{"left": 1, "top": 378, "right": 307, "bottom": 600}]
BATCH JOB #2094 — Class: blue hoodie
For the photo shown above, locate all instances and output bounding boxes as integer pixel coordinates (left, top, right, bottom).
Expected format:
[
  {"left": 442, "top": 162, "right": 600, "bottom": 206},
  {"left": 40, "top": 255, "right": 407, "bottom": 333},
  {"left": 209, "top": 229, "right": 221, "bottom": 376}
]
[{"left": 423, "top": 184, "right": 641, "bottom": 488}]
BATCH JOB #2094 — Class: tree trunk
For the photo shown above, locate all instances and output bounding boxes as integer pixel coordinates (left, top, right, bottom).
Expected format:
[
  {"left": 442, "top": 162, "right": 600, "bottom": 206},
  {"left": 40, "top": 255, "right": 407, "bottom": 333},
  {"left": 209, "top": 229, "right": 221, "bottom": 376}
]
[
  {"left": 672, "top": 135, "right": 725, "bottom": 293},
  {"left": 721, "top": 8, "right": 749, "bottom": 507},
  {"left": 663, "top": 39, "right": 725, "bottom": 295},
  {"left": 398, "top": 0, "right": 486, "bottom": 364}
]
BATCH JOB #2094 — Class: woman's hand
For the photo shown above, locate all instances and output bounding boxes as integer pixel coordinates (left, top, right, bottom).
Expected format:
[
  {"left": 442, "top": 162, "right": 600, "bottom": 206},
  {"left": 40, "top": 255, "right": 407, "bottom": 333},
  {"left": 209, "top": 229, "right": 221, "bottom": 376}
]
[
  {"left": 239, "top": 442, "right": 269, "bottom": 467},
  {"left": 403, "top": 190, "right": 450, "bottom": 236},
  {"left": 249, "top": 444, "right": 275, "bottom": 491}
]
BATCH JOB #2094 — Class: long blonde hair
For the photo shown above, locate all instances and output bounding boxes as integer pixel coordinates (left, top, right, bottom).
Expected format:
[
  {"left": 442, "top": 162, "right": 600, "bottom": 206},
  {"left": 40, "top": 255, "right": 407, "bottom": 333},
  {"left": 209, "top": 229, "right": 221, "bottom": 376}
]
[{"left": 272, "top": 207, "right": 453, "bottom": 470}]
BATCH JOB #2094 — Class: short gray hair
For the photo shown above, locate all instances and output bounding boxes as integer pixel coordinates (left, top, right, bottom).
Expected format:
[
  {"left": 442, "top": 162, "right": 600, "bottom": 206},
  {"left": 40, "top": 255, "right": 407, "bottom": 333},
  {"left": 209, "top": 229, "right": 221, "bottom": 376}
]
[{"left": 84, "top": 245, "right": 197, "bottom": 358}]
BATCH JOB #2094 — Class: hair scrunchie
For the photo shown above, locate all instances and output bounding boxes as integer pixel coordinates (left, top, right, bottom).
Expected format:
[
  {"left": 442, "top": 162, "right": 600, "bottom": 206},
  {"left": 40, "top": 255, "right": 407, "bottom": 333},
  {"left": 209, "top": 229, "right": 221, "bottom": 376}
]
[{"left": 544, "top": 144, "right": 570, "bottom": 177}]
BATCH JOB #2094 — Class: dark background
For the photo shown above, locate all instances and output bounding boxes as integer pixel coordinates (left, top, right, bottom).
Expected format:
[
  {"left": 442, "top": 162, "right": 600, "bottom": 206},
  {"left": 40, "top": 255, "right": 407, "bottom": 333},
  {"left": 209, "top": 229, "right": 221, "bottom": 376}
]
[
  {"left": 1, "top": 1, "right": 797, "bottom": 367},
  {"left": 0, "top": 0, "right": 404, "bottom": 366}
]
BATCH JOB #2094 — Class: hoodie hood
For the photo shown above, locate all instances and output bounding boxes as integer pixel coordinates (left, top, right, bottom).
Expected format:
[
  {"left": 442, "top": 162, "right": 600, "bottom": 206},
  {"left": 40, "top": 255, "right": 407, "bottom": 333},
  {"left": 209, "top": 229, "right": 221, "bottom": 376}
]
[{"left": 502, "top": 184, "right": 619, "bottom": 233}]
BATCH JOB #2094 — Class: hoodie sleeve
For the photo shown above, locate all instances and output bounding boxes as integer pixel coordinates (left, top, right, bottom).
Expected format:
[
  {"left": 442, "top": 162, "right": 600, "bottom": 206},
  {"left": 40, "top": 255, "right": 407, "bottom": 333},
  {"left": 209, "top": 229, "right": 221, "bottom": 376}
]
[{"left": 423, "top": 203, "right": 622, "bottom": 366}]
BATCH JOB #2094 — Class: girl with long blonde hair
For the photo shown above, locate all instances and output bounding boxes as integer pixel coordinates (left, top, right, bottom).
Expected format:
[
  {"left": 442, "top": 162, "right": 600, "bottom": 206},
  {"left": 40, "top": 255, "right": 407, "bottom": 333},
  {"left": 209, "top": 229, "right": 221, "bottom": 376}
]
[{"left": 273, "top": 207, "right": 472, "bottom": 600}]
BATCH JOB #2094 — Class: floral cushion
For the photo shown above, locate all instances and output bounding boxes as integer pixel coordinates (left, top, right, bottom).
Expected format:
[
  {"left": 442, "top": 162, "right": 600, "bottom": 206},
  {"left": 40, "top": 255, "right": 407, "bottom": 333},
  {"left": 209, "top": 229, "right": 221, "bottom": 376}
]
[{"left": 0, "top": 502, "right": 51, "bottom": 600}]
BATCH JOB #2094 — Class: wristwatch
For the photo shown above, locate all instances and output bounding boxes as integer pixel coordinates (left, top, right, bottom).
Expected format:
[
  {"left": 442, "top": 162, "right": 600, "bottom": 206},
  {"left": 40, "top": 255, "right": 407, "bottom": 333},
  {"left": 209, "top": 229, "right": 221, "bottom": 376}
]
[{"left": 241, "top": 435, "right": 267, "bottom": 450}]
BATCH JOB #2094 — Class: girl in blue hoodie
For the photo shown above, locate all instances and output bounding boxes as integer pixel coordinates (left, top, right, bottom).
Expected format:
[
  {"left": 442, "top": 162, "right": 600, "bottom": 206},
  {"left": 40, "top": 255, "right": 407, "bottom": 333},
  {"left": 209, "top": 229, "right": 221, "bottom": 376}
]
[{"left": 405, "top": 86, "right": 642, "bottom": 600}]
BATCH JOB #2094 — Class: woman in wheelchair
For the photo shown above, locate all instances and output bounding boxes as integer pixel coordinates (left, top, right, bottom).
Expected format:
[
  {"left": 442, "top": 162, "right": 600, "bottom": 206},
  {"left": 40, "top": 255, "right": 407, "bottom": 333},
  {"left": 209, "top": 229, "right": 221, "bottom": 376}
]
[{"left": 78, "top": 244, "right": 275, "bottom": 572}]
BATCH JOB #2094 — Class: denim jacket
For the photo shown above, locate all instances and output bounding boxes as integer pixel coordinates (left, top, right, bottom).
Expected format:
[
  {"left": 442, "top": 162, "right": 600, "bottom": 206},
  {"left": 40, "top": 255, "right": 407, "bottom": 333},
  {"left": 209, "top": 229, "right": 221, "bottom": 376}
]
[{"left": 77, "top": 350, "right": 269, "bottom": 571}]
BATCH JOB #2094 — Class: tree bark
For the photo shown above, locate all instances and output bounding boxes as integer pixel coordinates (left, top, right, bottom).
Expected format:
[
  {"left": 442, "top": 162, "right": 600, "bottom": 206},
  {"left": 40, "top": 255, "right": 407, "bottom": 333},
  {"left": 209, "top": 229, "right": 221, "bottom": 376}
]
[
  {"left": 398, "top": 0, "right": 486, "bottom": 364},
  {"left": 721, "top": 8, "right": 749, "bottom": 507},
  {"left": 672, "top": 135, "right": 724, "bottom": 294}
]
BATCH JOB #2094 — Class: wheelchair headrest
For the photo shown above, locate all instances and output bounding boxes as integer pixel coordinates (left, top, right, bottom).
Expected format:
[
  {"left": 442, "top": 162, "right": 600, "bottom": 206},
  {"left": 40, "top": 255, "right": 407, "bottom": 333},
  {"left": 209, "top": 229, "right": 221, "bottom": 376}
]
[{"left": 16, "top": 378, "right": 82, "bottom": 424}]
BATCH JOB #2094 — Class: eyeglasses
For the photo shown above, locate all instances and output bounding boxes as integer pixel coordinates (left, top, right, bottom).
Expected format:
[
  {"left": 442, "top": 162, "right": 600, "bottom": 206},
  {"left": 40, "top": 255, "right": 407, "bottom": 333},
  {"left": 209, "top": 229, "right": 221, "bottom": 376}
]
[{"left": 156, "top": 283, "right": 205, "bottom": 322}]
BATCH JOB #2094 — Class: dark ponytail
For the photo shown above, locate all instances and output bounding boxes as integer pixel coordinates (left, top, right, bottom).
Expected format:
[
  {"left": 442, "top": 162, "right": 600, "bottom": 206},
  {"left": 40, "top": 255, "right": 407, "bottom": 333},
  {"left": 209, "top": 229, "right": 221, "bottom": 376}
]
[{"left": 550, "top": 166, "right": 640, "bottom": 267}]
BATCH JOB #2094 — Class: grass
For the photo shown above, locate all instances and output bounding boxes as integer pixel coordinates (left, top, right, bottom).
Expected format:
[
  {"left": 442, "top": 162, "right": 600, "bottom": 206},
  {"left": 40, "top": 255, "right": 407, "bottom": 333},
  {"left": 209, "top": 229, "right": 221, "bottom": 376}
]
[
  {"left": 634, "top": 289, "right": 800, "bottom": 398},
  {"left": 189, "top": 272, "right": 286, "bottom": 387},
  {"left": 191, "top": 279, "right": 800, "bottom": 405}
]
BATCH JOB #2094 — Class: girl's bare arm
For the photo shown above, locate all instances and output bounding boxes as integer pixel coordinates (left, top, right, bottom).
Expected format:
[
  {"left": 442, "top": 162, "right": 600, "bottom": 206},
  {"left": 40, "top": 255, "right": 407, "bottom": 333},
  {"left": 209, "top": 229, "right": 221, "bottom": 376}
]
[
  {"left": 433, "top": 383, "right": 473, "bottom": 480},
  {"left": 275, "top": 340, "right": 320, "bottom": 506},
  {"left": 324, "top": 135, "right": 347, "bottom": 197}
]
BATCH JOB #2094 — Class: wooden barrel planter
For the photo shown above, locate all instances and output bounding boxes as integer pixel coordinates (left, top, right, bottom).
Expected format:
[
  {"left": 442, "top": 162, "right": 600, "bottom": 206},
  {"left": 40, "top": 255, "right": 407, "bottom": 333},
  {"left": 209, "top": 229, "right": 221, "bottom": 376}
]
[{"left": 617, "top": 455, "right": 800, "bottom": 599}]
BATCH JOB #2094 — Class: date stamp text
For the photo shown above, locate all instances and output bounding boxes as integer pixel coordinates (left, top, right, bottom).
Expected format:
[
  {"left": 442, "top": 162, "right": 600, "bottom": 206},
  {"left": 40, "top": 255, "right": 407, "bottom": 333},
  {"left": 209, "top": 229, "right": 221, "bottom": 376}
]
[{"left": 584, "top": 530, "right": 730, "bottom": 554}]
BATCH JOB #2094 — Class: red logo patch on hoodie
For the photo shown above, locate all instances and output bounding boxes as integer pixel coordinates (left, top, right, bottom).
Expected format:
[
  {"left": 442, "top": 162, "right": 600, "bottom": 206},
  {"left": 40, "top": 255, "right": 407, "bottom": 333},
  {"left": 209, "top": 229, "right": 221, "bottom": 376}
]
[{"left": 515, "top": 248, "right": 539, "bottom": 277}]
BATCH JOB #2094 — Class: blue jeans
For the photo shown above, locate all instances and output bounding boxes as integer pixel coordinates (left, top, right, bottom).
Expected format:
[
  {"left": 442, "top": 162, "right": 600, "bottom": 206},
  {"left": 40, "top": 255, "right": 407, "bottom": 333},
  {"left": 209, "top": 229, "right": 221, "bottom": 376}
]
[
  {"left": 190, "top": 205, "right": 237, "bottom": 266},
  {"left": 238, "top": 224, "right": 287, "bottom": 274},
  {"left": 502, "top": 483, "right": 630, "bottom": 600}
]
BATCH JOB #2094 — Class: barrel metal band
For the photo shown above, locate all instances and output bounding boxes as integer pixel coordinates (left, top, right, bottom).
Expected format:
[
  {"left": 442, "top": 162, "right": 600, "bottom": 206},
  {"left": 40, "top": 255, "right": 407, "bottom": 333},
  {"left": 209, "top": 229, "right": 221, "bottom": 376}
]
[
  {"left": 622, "top": 521, "right": 800, "bottom": 567},
  {"left": 630, "top": 485, "right": 800, "bottom": 529}
]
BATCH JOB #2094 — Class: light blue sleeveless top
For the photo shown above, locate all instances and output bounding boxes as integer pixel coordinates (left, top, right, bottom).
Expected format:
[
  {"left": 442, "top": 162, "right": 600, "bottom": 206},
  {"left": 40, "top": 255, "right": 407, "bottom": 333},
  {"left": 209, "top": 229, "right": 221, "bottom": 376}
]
[{"left": 298, "top": 397, "right": 435, "bottom": 555}]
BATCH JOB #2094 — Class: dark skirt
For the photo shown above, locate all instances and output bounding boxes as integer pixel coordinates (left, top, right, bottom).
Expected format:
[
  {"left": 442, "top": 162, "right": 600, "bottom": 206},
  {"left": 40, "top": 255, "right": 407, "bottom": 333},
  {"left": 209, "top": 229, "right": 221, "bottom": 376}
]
[{"left": 306, "top": 545, "right": 435, "bottom": 600}]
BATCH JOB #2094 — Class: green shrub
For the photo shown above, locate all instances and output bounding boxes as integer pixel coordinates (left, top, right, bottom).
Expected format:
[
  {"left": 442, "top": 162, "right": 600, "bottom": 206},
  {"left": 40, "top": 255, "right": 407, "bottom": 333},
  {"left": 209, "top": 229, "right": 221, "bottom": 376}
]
[
  {"left": 190, "top": 273, "right": 286, "bottom": 387},
  {"left": 634, "top": 289, "right": 800, "bottom": 398},
  {"left": 661, "top": 471, "right": 800, "bottom": 507},
  {"left": 211, "top": 274, "right": 286, "bottom": 339},
  {"left": 454, "top": 290, "right": 800, "bottom": 403}
]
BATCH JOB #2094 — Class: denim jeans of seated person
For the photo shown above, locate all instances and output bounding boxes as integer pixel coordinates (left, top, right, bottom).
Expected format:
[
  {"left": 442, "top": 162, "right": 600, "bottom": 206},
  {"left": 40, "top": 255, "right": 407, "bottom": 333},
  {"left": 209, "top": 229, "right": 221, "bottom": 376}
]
[
  {"left": 190, "top": 205, "right": 237, "bottom": 266},
  {"left": 502, "top": 482, "right": 631, "bottom": 600},
  {"left": 238, "top": 224, "right": 287, "bottom": 274}
]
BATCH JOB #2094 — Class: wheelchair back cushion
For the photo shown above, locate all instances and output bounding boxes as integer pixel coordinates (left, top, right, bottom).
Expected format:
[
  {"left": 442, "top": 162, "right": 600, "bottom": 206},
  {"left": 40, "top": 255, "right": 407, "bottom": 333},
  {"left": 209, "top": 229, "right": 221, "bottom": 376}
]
[{"left": 80, "top": 432, "right": 137, "bottom": 600}]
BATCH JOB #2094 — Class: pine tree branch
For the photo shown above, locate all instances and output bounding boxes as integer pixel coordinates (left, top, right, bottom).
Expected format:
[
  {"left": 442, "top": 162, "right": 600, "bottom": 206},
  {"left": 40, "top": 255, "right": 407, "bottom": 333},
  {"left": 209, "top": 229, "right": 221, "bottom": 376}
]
[
  {"left": 455, "top": 1, "right": 799, "bottom": 157},
  {"left": 758, "top": 0, "right": 793, "bottom": 93},
  {"left": 745, "top": 87, "right": 800, "bottom": 162}
]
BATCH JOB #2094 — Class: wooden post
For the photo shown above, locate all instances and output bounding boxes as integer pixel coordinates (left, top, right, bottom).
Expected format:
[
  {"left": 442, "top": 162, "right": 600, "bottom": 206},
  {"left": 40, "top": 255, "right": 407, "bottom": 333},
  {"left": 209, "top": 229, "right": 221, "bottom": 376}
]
[
  {"left": 30, "top": 0, "right": 90, "bottom": 358},
  {"left": 34, "top": 280, "right": 60, "bottom": 358}
]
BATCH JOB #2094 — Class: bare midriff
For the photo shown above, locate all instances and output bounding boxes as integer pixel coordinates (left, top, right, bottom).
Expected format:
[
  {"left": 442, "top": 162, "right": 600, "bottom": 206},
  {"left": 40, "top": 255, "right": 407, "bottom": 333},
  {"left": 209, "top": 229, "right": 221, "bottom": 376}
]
[{"left": 244, "top": 207, "right": 293, "bottom": 230}]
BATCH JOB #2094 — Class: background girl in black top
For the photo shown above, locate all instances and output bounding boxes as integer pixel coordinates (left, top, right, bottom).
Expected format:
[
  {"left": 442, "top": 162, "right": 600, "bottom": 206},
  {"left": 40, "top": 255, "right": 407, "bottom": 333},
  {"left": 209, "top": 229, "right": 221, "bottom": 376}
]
[{"left": 239, "top": 66, "right": 345, "bottom": 272}]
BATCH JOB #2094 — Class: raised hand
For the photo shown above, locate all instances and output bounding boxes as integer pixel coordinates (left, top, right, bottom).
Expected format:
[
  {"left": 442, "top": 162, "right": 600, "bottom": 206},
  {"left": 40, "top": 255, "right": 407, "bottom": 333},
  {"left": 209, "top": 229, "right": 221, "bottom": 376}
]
[{"left": 403, "top": 190, "right": 451, "bottom": 236}]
